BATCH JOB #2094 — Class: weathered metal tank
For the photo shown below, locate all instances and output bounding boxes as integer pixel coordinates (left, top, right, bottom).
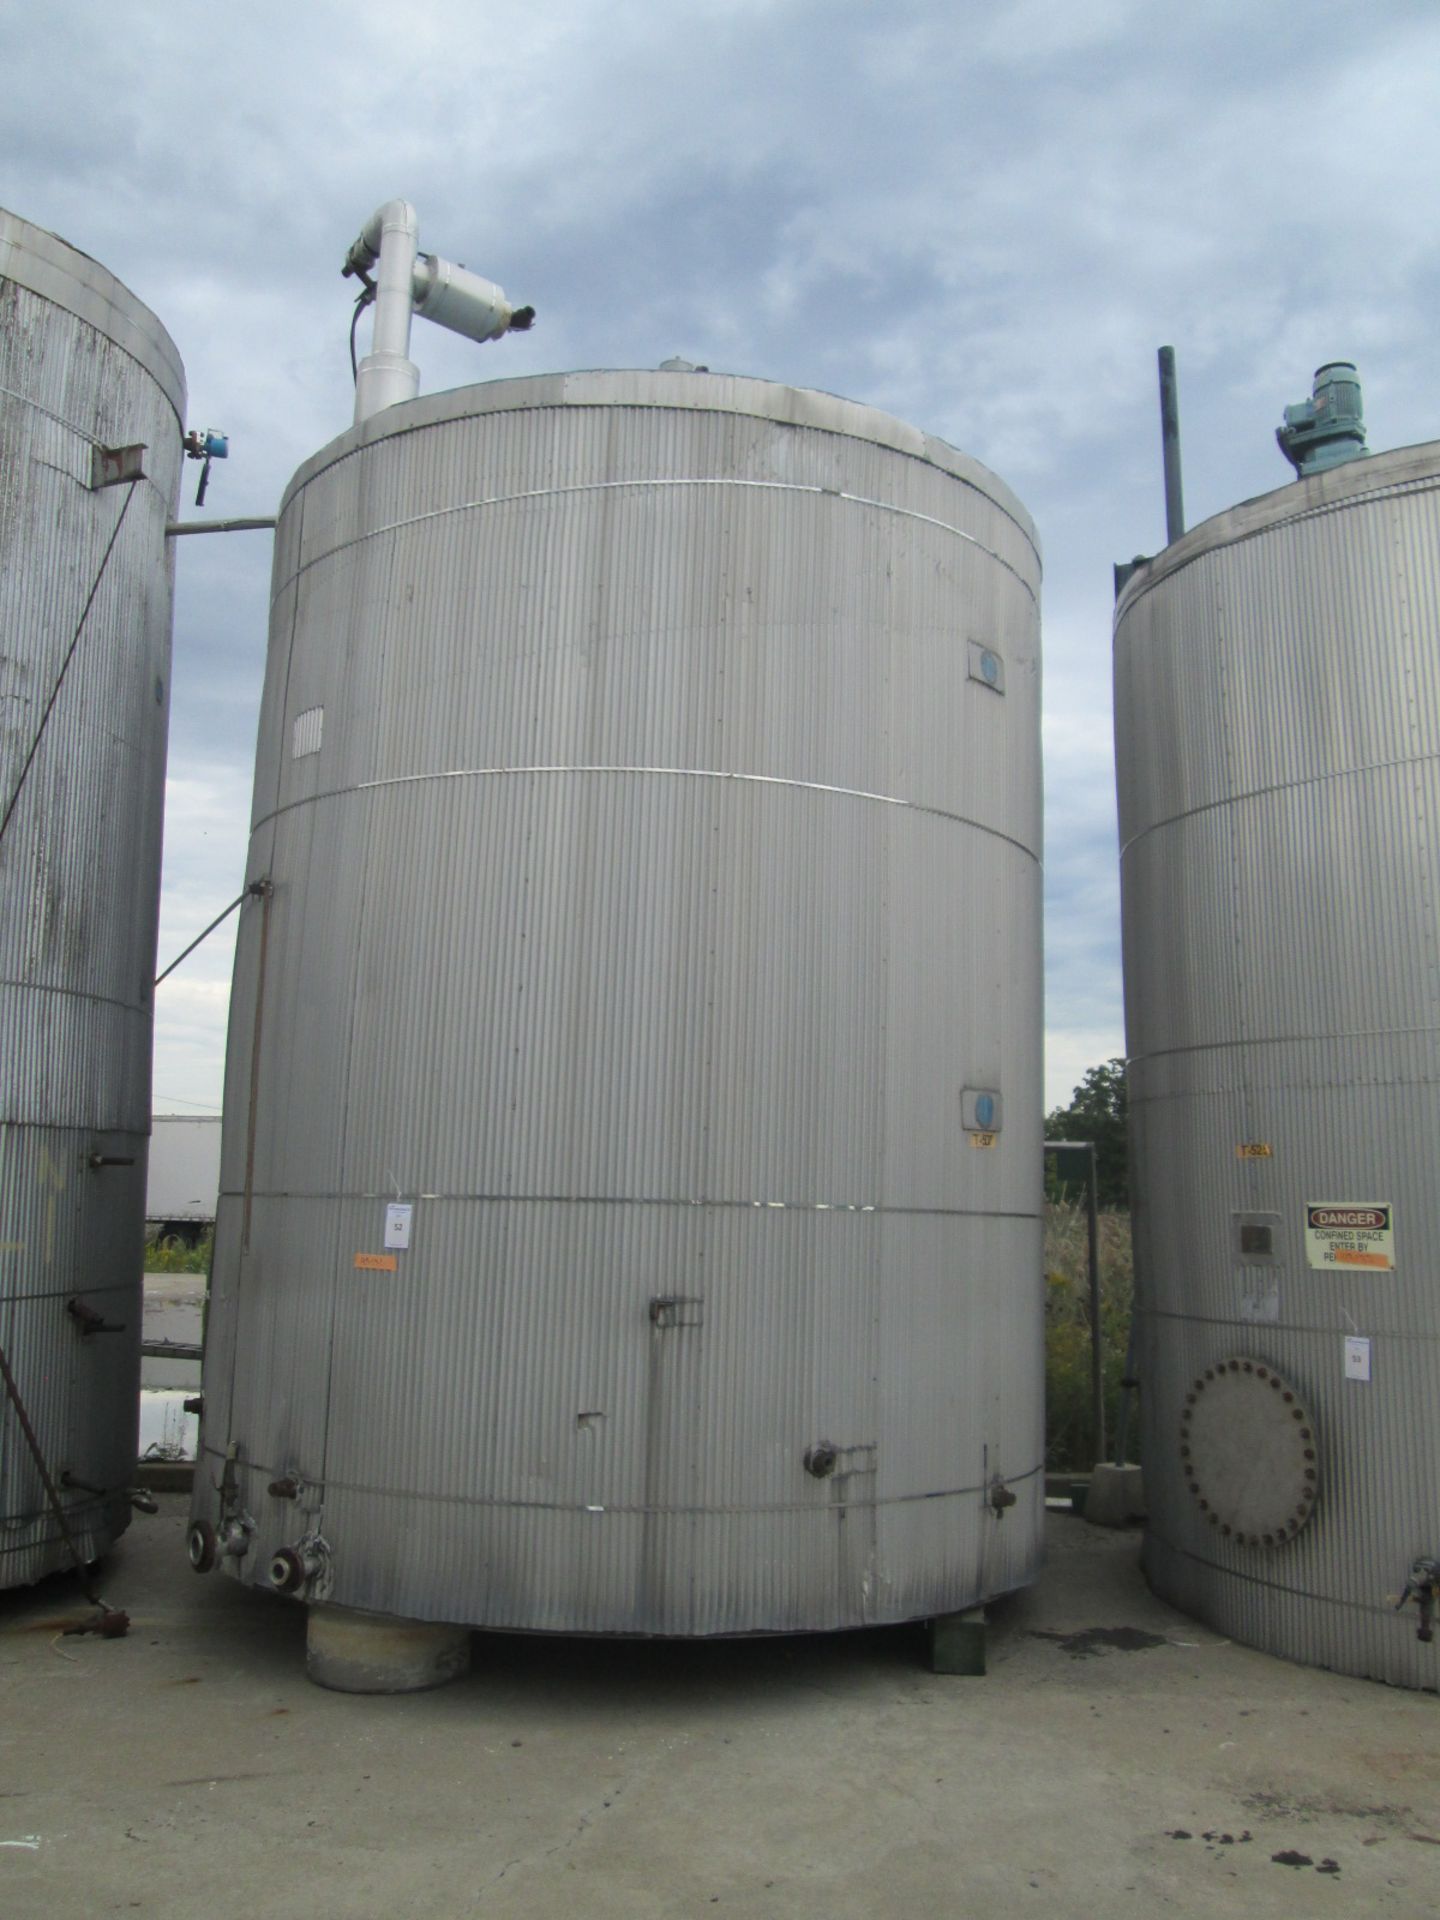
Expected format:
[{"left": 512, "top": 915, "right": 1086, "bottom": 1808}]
[
  {"left": 1116, "top": 431, "right": 1440, "bottom": 1685},
  {"left": 192, "top": 372, "right": 1043, "bottom": 1681},
  {"left": 0, "top": 210, "right": 185, "bottom": 1584}
]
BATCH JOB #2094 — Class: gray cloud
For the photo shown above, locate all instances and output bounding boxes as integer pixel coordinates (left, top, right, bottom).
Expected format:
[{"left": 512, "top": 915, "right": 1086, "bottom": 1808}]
[{"left": 6, "top": 0, "right": 1438, "bottom": 1108}]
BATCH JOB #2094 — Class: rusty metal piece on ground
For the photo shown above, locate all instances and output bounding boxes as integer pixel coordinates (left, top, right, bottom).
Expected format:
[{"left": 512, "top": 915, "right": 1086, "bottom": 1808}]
[{"left": 63, "top": 1607, "right": 131, "bottom": 1638}]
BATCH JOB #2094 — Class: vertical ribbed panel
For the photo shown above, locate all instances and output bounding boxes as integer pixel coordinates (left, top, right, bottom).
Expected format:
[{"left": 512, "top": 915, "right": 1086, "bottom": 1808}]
[
  {"left": 0, "top": 210, "right": 183, "bottom": 1584},
  {"left": 1115, "top": 442, "right": 1440, "bottom": 1686},
  {"left": 199, "top": 374, "right": 1043, "bottom": 1634}
]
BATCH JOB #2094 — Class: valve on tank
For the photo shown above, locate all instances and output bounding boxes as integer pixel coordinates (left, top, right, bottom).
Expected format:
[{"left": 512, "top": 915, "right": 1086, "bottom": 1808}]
[
  {"left": 1276, "top": 363, "right": 1368, "bottom": 477},
  {"left": 1396, "top": 1557, "right": 1440, "bottom": 1643}
]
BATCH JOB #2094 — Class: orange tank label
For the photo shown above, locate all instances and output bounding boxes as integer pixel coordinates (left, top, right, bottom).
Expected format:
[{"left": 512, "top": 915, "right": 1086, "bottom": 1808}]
[{"left": 354, "top": 1252, "right": 398, "bottom": 1272}]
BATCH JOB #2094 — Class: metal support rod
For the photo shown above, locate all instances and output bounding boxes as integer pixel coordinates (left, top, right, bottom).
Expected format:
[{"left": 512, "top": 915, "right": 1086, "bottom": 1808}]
[
  {"left": 1158, "top": 345, "right": 1185, "bottom": 544},
  {"left": 0, "top": 1333, "right": 106, "bottom": 1609},
  {"left": 1112, "top": 1298, "right": 1140, "bottom": 1468},
  {"left": 166, "top": 517, "right": 277, "bottom": 536},
  {"left": 0, "top": 482, "right": 136, "bottom": 850},
  {"left": 154, "top": 886, "right": 253, "bottom": 985},
  {"left": 242, "top": 882, "right": 275, "bottom": 1251},
  {"left": 1043, "top": 1139, "right": 1106, "bottom": 1466},
  {"left": 1084, "top": 1143, "right": 1104, "bottom": 1467}
]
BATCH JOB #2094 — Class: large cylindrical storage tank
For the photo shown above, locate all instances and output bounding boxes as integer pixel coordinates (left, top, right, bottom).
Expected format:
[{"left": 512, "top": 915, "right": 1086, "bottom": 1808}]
[
  {"left": 0, "top": 211, "right": 185, "bottom": 1584},
  {"left": 195, "top": 373, "right": 1042, "bottom": 1649},
  {"left": 1116, "top": 439, "right": 1440, "bottom": 1686}
]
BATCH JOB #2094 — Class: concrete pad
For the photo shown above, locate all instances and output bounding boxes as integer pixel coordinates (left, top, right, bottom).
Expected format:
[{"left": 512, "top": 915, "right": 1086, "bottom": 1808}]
[
  {"left": 1085, "top": 1463, "right": 1147, "bottom": 1528},
  {"left": 1, "top": 1500, "right": 1437, "bottom": 1918}
]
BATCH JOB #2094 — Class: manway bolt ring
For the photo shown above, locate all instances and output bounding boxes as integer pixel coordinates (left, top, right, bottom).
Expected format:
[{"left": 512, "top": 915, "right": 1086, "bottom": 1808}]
[{"left": 1178, "top": 1357, "right": 1318, "bottom": 1549}]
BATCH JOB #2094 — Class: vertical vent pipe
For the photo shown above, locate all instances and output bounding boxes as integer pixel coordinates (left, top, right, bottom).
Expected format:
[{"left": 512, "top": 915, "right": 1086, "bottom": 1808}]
[{"left": 1157, "top": 345, "right": 1185, "bottom": 544}]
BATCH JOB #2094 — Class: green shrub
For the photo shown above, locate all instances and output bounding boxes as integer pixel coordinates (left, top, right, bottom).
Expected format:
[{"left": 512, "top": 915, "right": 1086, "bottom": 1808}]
[
  {"left": 1044, "top": 1201, "right": 1135, "bottom": 1472},
  {"left": 144, "top": 1229, "right": 213, "bottom": 1275}
]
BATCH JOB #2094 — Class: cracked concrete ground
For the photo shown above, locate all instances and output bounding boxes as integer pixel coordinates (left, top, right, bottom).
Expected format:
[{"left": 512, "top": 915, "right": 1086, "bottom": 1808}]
[{"left": 2, "top": 1499, "right": 1438, "bottom": 1918}]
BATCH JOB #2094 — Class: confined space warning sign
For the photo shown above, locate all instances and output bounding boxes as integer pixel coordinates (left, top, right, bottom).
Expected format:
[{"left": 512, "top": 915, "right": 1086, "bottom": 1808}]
[{"left": 1304, "top": 1203, "right": 1393, "bottom": 1272}]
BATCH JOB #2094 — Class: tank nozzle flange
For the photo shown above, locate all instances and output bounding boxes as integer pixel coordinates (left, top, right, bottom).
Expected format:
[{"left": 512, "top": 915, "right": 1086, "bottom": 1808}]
[
  {"left": 187, "top": 1519, "right": 218, "bottom": 1573},
  {"left": 268, "top": 1534, "right": 331, "bottom": 1597},
  {"left": 1396, "top": 1556, "right": 1440, "bottom": 1643}
]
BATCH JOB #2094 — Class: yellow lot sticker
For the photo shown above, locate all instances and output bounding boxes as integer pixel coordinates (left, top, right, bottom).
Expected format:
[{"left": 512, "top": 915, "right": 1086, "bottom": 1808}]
[
  {"left": 1236, "top": 1143, "right": 1273, "bottom": 1158},
  {"left": 969, "top": 1131, "right": 998, "bottom": 1150}
]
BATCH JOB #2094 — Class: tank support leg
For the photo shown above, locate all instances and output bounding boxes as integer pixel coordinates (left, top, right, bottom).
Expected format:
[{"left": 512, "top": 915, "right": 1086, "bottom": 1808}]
[
  {"left": 306, "top": 1604, "right": 471, "bottom": 1693},
  {"left": 928, "top": 1606, "right": 987, "bottom": 1675}
]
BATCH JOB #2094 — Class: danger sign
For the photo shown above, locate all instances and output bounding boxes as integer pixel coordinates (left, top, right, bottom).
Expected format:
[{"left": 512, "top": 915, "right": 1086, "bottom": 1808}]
[{"left": 1304, "top": 1202, "right": 1393, "bottom": 1271}]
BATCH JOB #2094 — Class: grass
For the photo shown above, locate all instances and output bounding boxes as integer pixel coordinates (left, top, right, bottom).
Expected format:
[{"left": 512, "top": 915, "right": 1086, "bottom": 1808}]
[
  {"left": 1044, "top": 1200, "right": 1135, "bottom": 1473},
  {"left": 144, "top": 1229, "right": 213, "bottom": 1275}
]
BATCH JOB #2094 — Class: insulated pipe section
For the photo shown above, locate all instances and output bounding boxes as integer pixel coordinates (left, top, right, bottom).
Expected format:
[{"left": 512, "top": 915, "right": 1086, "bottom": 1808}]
[
  {"left": 412, "top": 254, "right": 532, "bottom": 344},
  {"left": 347, "top": 199, "right": 421, "bottom": 424},
  {"left": 345, "top": 200, "right": 534, "bottom": 425}
]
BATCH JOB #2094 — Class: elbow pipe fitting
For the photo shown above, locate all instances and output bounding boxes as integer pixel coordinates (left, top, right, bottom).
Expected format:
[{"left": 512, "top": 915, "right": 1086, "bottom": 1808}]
[
  {"left": 346, "top": 199, "right": 533, "bottom": 425},
  {"left": 344, "top": 198, "right": 418, "bottom": 278}
]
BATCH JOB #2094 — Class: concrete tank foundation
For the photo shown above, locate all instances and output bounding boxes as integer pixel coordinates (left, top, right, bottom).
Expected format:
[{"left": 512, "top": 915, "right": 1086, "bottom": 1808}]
[{"left": 306, "top": 1606, "right": 472, "bottom": 1694}]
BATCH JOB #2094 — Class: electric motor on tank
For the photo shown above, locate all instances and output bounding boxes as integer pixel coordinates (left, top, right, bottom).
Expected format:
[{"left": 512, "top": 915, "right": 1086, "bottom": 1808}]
[
  {"left": 0, "top": 210, "right": 185, "bottom": 1584},
  {"left": 1115, "top": 431, "right": 1440, "bottom": 1688},
  {"left": 192, "top": 370, "right": 1044, "bottom": 1672}
]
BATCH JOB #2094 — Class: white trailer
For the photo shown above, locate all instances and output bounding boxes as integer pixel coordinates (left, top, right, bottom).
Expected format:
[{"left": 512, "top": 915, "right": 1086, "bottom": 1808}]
[{"left": 146, "top": 1115, "right": 222, "bottom": 1247}]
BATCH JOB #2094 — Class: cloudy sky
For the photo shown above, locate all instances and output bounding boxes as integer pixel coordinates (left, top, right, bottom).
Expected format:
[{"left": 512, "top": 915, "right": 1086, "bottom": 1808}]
[{"left": 6, "top": 0, "right": 1439, "bottom": 1115}]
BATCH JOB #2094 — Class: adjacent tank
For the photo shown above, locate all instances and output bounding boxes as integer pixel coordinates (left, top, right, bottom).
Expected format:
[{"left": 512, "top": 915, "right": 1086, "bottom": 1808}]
[
  {"left": 0, "top": 211, "right": 185, "bottom": 1583},
  {"left": 1116, "top": 435, "right": 1440, "bottom": 1685},
  {"left": 194, "top": 372, "right": 1043, "bottom": 1662}
]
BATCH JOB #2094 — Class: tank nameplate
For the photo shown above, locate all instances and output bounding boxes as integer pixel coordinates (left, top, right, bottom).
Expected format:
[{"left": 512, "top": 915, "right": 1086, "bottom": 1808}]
[
  {"left": 354, "top": 1253, "right": 398, "bottom": 1272},
  {"left": 1343, "top": 1335, "right": 1372, "bottom": 1381}
]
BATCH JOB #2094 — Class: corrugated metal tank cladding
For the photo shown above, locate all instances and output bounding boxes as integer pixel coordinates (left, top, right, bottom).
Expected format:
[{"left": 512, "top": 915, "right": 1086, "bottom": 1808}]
[
  {"left": 199, "top": 372, "right": 1043, "bottom": 1635},
  {"left": 1115, "top": 440, "right": 1440, "bottom": 1686},
  {"left": 0, "top": 210, "right": 185, "bottom": 1584}
]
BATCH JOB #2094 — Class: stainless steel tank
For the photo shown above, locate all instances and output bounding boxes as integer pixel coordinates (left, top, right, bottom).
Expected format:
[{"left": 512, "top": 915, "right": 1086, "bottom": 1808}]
[
  {"left": 0, "top": 211, "right": 185, "bottom": 1584},
  {"left": 1115, "top": 439, "right": 1440, "bottom": 1686},
  {"left": 194, "top": 373, "right": 1043, "bottom": 1652}
]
